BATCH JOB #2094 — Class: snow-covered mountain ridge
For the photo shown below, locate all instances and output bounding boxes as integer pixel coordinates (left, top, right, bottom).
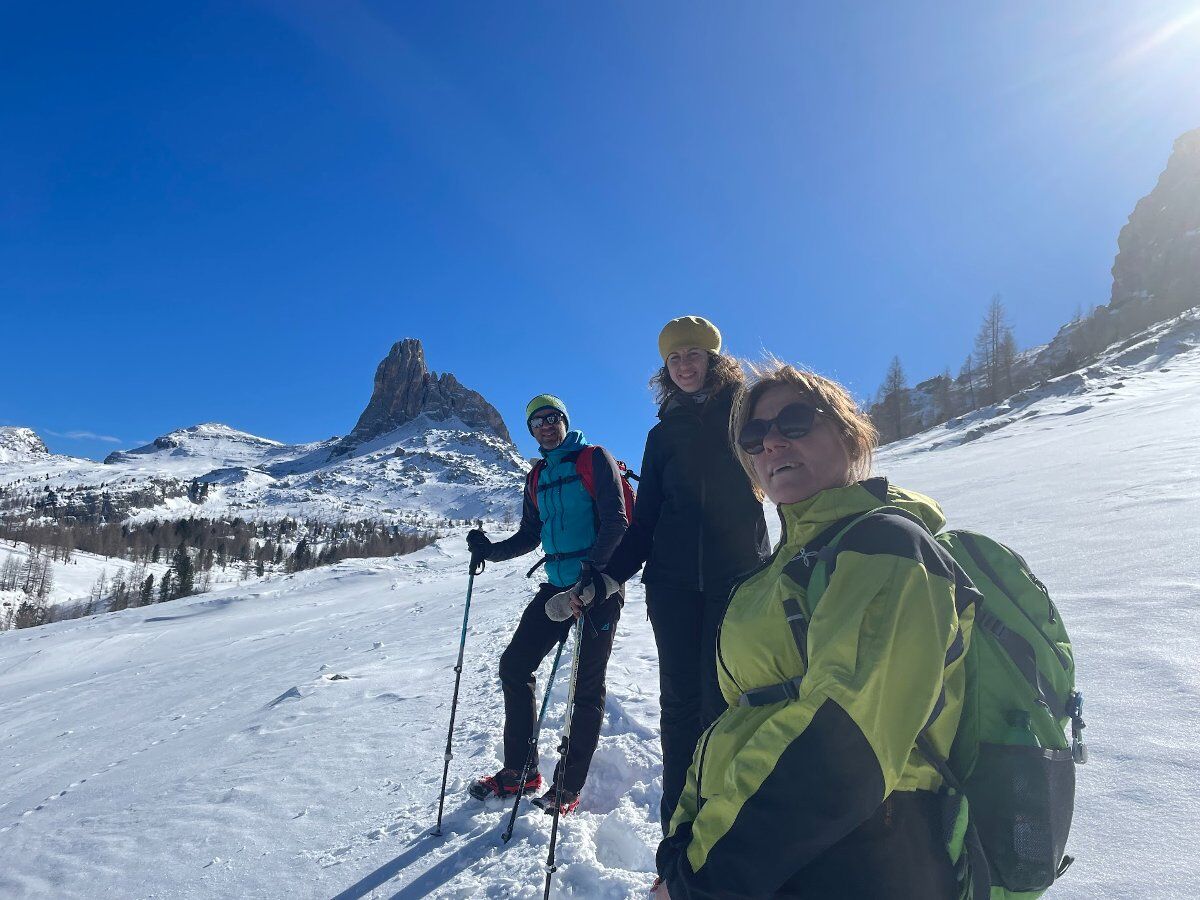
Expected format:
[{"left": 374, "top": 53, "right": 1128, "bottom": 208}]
[
  {"left": 1, "top": 308, "right": 1198, "bottom": 896},
  {"left": 0, "top": 341, "right": 527, "bottom": 529},
  {"left": 0, "top": 427, "right": 50, "bottom": 464}
]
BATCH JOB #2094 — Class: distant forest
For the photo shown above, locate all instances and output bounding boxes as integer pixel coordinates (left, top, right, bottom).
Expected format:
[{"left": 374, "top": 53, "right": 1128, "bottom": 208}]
[
  {"left": 0, "top": 514, "right": 438, "bottom": 631},
  {"left": 868, "top": 294, "right": 1124, "bottom": 443}
]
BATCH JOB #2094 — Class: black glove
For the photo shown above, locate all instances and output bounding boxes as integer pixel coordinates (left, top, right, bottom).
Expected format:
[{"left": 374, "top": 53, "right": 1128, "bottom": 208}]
[{"left": 466, "top": 528, "right": 492, "bottom": 560}]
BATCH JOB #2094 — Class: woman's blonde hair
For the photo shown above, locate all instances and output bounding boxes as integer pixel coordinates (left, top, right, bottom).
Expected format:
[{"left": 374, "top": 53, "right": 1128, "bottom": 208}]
[
  {"left": 649, "top": 350, "right": 744, "bottom": 406},
  {"left": 729, "top": 357, "right": 878, "bottom": 499}
]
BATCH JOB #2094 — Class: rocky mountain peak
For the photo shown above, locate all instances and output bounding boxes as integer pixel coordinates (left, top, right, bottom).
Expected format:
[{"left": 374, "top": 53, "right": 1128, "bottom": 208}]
[
  {"left": 0, "top": 427, "right": 50, "bottom": 462},
  {"left": 339, "top": 339, "right": 512, "bottom": 449},
  {"left": 1110, "top": 126, "right": 1200, "bottom": 317}
]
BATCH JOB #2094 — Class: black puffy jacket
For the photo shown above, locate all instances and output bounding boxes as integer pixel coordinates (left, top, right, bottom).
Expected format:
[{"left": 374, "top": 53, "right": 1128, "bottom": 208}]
[{"left": 605, "top": 384, "right": 768, "bottom": 591}]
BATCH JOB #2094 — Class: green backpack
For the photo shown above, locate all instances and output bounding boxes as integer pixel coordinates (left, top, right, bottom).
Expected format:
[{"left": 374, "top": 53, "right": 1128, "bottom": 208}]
[{"left": 805, "top": 507, "right": 1087, "bottom": 899}]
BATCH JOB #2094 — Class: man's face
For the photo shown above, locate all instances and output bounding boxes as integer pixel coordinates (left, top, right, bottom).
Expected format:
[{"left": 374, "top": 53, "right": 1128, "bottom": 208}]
[{"left": 528, "top": 408, "right": 568, "bottom": 450}]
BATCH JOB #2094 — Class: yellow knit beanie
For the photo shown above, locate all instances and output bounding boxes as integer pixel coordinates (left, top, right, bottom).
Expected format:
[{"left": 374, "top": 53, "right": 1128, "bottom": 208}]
[{"left": 658, "top": 315, "right": 721, "bottom": 362}]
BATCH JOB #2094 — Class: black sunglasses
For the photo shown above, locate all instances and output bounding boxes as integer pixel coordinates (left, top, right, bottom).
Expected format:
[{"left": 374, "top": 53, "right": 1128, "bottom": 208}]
[
  {"left": 737, "top": 402, "right": 824, "bottom": 455},
  {"left": 528, "top": 411, "right": 565, "bottom": 430}
]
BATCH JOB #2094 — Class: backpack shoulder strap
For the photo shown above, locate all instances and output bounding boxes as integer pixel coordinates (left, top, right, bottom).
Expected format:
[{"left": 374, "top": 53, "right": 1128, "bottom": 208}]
[
  {"left": 574, "top": 445, "right": 598, "bottom": 500},
  {"left": 526, "top": 460, "right": 546, "bottom": 512},
  {"left": 805, "top": 506, "right": 927, "bottom": 606}
]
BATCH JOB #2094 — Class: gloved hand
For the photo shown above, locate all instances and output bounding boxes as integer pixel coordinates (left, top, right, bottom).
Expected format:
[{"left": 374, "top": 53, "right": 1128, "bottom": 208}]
[
  {"left": 466, "top": 528, "right": 492, "bottom": 560},
  {"left": 573, "top": 562, "right": 619, "bottom": 608},
  {"left": 545, "top": 588, "right": 577, "bottom": 622},
  {"left": 545, "top": 564, "right": 620, "bottom": 622}
]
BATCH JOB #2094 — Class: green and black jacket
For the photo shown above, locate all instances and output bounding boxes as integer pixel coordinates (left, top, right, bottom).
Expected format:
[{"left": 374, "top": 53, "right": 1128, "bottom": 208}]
[{"left": 657, "top": 478, "right": 979, "bottom": 898}]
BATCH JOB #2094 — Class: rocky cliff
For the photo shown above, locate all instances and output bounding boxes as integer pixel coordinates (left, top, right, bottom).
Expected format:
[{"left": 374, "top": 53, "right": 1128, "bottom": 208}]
[
  {"left": 1111, "top": 127, "right": 1200, "bottom": 316},
  {"left": 336, "top": 339, "right": 512, "bottom": 453}
]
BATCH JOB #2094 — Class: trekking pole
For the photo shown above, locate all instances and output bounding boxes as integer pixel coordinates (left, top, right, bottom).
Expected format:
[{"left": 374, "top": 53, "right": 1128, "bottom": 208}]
[
  {"left": 501, "top": 637, "right": 566, "bottom": 843},
  {"left": 432, "top": 549, "right": 486, "bottom": 837},
  {"left": 543, "top": 618, "right": 585, "bottom": 899}
]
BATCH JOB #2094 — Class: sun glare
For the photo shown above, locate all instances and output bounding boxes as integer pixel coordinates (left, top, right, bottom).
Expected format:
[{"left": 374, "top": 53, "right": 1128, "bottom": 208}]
[{"left": 1119, "top": 5, "right": 1200, "bottom": 65}]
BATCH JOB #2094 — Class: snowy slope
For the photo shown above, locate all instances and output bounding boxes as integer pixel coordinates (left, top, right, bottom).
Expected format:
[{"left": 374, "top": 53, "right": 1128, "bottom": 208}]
[
  {"left": 0, "top": 541, "right": 664, "bottom": 899},
  {"left": 2, "top": 311, "right": 1199, "bottom": 898},
  {"left": 103, "top": 423, "right": 288, "bottom": 472}
]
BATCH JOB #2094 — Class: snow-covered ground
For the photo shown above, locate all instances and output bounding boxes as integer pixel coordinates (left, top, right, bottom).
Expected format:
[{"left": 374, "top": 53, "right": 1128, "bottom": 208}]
[
  {"left": 1, "top": 310, "right": 1198, "bottom": 898},
  {"left": 0, "top": 541, "right": 664, "bottom": 899}
]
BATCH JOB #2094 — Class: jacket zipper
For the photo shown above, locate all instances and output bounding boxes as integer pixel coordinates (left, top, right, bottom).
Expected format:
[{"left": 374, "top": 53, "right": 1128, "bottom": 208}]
[
  {"left": 694, "top": 719, "right": 719, "bottom": 804},
  {"left": 699, "top": 513, "right": 788, "bottom": 802},
  {"left": 697, "top": 477, "right": 706, "bottom": 592},
  {"left": 714, "top": 515, "right": 788, "bottom": 699}
]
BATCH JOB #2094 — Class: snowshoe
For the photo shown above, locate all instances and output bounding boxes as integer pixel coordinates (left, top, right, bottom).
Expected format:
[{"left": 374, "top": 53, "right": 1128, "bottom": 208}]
[
  {"left": 531, "top": 787, "right": 580, "bottom": 815},
  {"left": 467, "top": 768, "right": 543, "bottom": 801}
]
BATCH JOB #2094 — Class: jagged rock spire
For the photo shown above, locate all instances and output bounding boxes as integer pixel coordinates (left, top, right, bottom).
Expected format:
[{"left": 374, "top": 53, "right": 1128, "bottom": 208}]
[{"left": 341, "top": 339, "right": 512, "bottom": 447}]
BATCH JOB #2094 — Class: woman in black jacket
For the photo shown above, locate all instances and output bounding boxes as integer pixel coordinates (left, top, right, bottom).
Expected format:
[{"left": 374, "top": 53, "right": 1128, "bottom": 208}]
[{"left": 604, "top": 315, "right": 769, "bottom": 833}]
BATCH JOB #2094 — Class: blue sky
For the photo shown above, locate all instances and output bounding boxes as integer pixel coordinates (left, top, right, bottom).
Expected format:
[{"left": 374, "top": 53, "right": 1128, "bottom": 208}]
[{"left": 3, "top": 2, "right": 1199, "bottom": 467}]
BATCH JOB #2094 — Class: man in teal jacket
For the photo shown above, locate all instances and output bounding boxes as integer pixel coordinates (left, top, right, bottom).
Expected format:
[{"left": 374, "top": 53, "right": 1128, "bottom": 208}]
[{"left": 465, "top": 394, "right": 629, "bottom": 814}]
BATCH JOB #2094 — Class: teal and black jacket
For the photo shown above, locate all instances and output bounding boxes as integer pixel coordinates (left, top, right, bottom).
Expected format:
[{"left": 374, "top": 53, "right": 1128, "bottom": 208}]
[
  {"left": 657, "top": 478, "right": 980, "bottom": 898},
  {"left": 489, "top": 430, "right": 628, "bottom": 588}
]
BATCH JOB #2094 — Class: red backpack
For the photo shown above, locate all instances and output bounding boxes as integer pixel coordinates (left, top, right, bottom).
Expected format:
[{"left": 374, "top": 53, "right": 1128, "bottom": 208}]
[{"left": 526, "top": 446, "right": 637, "bottom": 521}]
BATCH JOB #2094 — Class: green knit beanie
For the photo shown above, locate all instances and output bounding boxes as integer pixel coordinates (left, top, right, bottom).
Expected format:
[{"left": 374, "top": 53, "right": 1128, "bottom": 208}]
[
  {"left": 658, "top": 315, "right": 722, "bottom": 362},
  {"left": 525, "top": 394, "right": 569, "bottom": 430}
]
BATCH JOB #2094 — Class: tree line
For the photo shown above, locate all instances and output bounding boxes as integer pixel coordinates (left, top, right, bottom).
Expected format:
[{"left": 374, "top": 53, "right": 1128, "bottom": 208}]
[
  {"left": 871, "top": 295, "right": 1030, "bottom": 443},
  {"left": 0, "top": 516, "right": 438, "bottom": 631}
]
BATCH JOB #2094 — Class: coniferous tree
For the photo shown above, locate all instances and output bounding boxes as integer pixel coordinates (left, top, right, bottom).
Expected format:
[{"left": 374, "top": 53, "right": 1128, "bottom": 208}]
[
  {"left": 973, "top": 294, "right": 1016, "bottom": 406},
  {"left": 140, "top": 573, "right": 155, "bottom": 606},
  {"left": 959, "top": 355, "right": 977, "bottom": 410},
  {"left": 36, "top": 557, "right": 54, "bottom": 600},
  {"left": 172, "top": 546, "right": 194, "bottom": 599},
  {"left": 931, "top": 368, "right": 955, "bottom": 423},
  {"left": 877, "top": 356, "right": 910, "bottom": 442},
  {"left": 998, "top": 328, "right": 1018, "bottom": 397}
]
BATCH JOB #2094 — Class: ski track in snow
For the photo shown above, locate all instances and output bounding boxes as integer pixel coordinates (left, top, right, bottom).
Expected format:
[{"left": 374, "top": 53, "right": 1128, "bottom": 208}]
[{"left": 2, "top": 312, "right": 1199, "bottom": 898}]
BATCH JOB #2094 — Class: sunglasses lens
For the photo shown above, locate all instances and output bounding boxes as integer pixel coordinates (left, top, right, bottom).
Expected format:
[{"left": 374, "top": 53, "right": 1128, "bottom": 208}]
[
  {"left": 737, "top": 420, "right": 770, "bottom": 455},
  {"left": 776, "top": 403, "right": 817, "bottom": 438},
  {"left": 738, "top": 404, "right": 818, "bottom": 454},
  {"left": 529, "top": 412, "right": 561, "bottom": 430}
]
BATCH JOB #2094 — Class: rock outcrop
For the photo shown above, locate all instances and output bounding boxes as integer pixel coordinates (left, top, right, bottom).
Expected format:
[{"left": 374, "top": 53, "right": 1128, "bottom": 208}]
[
  {"left": 1110, "top": 127, "right": 1200, "bottom": 318},
  {"left": 871, "top": 126, "right": 1200, "bottom": 442},
  {"left": 337, "top": 339, "right": 512, "bottom": 451},
  {"left": 0, "top": 427, "right": 50, "bottom": 463}
]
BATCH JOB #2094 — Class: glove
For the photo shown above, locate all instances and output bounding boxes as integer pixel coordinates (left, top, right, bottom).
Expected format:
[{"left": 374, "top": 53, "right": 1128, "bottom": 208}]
[
  {"left": 466, "top": 528, "right": 492, "bottom": 560},
  {"left": 545, "top": 588, "right": 577, "bottom": 623},
  {"left": 574, "top": 563, "right": 619, "bottom": 608},
  {"left": 545, "top": 564, "right": 620, "bottom": 623}
]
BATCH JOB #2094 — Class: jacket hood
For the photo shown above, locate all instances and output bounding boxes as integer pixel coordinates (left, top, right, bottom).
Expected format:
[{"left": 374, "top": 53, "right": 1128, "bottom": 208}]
[
  {"left": 777, "top": 476, "right": 945, "bottom": 547},
  {"left": 541, "top": 429, "right": 588, "bottom": 459}
]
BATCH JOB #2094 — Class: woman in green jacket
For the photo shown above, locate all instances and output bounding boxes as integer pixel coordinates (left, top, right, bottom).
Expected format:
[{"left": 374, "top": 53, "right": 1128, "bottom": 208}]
[{"left": 653, "top": 361, "right": 978, "bottom": 900}]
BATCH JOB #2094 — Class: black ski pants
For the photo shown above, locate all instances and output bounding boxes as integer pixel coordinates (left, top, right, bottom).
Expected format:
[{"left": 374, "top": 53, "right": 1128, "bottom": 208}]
[
  {"left": 498, "top": 582, "right": 621, "bottom": 795},
  {"left": 646, "top": 581, "right": 732, "bottom": 834}
]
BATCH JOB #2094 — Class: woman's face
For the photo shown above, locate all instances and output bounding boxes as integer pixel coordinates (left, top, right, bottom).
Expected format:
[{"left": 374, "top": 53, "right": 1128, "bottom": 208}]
[
  {"left": 666, "top": 347, "right": 709, "bottom": 394},
  {"left": 747, "top": 385, "right": 852, "bottom": 504}
]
